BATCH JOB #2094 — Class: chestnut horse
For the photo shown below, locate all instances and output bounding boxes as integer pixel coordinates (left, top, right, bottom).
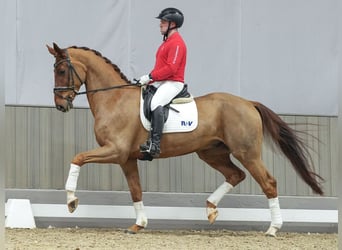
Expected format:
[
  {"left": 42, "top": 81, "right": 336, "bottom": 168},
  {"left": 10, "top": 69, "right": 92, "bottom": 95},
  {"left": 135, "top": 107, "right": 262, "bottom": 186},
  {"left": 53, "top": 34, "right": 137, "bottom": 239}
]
[{"left": 47, "top": 43, "right": 323, "bottom": 236}]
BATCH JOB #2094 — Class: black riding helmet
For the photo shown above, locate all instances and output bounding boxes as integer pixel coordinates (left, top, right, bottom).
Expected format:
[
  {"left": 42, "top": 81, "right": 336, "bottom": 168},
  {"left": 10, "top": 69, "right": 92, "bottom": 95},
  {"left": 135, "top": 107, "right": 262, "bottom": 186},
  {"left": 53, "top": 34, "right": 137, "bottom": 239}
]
[
  {"left": 156, "top": 7, "right": 184, "bottom": 28},
  {"left": 156, "top": 8, "right": 184, "bottom": 40}
]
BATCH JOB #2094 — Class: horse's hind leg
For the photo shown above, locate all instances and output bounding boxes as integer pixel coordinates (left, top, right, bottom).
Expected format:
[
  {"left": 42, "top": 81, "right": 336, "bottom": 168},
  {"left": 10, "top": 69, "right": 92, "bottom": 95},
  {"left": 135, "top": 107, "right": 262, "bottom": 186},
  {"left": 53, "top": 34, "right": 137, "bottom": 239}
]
[
  {"left": 236, "top": 155, "right": 282, "bottom": 236},
  {"left": 197, "top": 147, "right": 246, "bottom": 224}
]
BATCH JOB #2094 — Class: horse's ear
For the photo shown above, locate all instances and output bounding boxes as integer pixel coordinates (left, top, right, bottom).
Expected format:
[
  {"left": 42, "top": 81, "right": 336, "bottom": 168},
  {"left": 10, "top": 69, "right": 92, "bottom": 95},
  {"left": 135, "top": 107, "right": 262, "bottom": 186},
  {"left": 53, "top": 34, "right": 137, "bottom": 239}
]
[
  {"left": 47, "top": 44, "right": 57, "bottom": 57},
  {"left": 47, "top": 42, "right": 65, "bottom": 57},
  {"left": 53, "top": 42, "right": 61, "bottom": 52},
  {"left": 53, "top": 42, "right": 65, "bottom": 57}
]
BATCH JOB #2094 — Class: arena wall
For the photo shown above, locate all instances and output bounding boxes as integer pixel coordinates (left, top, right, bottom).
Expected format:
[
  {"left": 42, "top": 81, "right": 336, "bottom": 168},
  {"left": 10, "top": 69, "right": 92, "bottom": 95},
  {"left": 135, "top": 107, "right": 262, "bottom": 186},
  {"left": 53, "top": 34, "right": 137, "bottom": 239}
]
[{"left": 5, "top": 106, "right": 337, "bottom": 197}]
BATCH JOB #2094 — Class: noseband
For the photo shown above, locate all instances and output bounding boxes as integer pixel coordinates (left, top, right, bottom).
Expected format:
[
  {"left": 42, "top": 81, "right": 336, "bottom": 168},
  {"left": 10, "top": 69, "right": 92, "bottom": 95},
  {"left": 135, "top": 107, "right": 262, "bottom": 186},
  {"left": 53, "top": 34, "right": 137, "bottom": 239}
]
[{"left": 53, "top": 50, "right": 86, "bottom": 102}]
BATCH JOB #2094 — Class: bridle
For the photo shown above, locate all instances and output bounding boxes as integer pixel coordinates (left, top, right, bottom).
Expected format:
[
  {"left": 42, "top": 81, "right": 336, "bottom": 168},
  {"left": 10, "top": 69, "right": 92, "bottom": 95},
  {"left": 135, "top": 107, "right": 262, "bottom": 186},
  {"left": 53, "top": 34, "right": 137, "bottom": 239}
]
[
  {"left": 53, "top": 51, "right": 84, "bottom": 102},
  {"left": 53, "top": 50, "right": 138, "bottom": 102}
]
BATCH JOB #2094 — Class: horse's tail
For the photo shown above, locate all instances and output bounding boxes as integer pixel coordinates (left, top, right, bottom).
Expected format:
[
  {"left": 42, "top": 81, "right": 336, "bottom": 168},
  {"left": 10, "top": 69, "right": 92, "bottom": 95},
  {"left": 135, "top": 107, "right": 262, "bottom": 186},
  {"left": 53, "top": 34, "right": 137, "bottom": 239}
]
[{"left": 252, "top": 101, "right": 324, "bottom": 195}]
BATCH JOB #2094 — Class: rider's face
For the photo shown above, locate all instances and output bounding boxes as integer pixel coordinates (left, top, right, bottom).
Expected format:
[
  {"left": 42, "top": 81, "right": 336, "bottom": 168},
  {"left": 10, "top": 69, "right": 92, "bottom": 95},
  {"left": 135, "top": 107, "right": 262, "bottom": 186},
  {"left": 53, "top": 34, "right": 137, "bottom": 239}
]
[
  {"left": 159, "top": 20, "right": 169, "bottom": 35},
  {"left": 159, "top": 20, "right": 176, "bottom": 35}
]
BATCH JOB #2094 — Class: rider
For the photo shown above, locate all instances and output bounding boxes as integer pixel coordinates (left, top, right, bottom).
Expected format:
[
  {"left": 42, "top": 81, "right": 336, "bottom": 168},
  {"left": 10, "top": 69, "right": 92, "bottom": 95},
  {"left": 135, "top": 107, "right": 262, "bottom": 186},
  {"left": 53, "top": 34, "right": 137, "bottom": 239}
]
[{"left": 139, "top": 7, "right": 187, "bottom": 158}]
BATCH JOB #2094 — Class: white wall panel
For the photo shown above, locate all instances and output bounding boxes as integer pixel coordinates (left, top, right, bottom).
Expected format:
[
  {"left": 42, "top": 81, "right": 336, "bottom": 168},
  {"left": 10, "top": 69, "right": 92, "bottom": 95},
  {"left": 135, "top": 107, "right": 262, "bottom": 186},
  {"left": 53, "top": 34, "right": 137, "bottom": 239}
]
[
  {"left": 240, "top": 0, "right": 338, "bottom": 115},
  {"left": 6, "top": 0, "right": 130, "bottom": 107}
]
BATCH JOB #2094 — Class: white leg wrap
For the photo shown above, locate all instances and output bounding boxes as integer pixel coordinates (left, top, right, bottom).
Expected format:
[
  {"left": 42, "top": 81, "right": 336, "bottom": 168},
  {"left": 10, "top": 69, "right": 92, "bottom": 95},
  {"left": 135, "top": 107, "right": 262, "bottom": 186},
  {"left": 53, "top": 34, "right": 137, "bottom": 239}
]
[
  {"left": 134, "top": 201, "right": 148, "bottom": 227},
  {"left": 268, "top": 197, "right": 283, "bottom": 229},
  {"left": 66, "top": 191, "right": 78, "bottom": 205},
  {"left": 65, "top": 164, "right": 80, "bottom": 192},
  {"left": 207, "top": 181, "right": 233, "bottom": 206}
]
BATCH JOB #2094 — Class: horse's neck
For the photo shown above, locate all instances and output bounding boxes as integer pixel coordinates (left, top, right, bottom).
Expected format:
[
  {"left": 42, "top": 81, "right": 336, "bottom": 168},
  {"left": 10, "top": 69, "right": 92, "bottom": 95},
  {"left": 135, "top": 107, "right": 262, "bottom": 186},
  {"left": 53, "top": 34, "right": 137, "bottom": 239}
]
[
  {"left": 71, "top": 50, "right": 135, "bottom": 117},
  {"left": 84, "top": 62, "right": 135, "bottom": 117},
  {"left": 86, "top": 80, "right": 127, "bottom": 117},
  {"left": 86, "top": 88, "right": 140, "bottom": 127},
  {"left": 70, "top": 49, "right": 126, "bottom": 90},
  {"left": 87, "top": 61, "right": 125, "bottom": 90}
]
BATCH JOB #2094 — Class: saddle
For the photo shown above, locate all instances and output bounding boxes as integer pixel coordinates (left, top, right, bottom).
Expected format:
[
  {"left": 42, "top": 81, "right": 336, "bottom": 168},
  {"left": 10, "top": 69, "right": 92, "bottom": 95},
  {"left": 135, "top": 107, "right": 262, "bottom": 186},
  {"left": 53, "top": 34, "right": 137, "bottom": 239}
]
[{"left": 142, "top": 84, "right": 192, "bottom": 122}]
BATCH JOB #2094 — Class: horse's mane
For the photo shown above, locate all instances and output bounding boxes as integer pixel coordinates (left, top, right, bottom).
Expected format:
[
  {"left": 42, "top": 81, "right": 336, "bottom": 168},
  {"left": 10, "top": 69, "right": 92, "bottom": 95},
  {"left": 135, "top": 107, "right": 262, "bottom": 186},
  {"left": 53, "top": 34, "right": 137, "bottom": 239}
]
[{"left": 69, "top": 46, "right": 131, "bottom": 84}]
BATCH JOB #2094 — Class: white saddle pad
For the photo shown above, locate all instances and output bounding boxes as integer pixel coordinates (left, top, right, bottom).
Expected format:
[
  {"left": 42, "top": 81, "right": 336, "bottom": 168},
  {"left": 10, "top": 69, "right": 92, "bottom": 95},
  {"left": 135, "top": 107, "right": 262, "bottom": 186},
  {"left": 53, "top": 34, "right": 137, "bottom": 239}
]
[{"left": 140, "top": 96, "right": 198, "bottom": 133}]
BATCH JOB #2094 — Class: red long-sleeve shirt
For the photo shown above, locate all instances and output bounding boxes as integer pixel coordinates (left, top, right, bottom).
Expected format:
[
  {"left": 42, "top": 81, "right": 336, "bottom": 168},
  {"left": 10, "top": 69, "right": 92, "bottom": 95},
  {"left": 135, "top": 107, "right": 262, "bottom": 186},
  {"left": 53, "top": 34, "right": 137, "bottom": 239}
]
[{"left": 150, "top": 32, "right": 187, "bottom": 83}]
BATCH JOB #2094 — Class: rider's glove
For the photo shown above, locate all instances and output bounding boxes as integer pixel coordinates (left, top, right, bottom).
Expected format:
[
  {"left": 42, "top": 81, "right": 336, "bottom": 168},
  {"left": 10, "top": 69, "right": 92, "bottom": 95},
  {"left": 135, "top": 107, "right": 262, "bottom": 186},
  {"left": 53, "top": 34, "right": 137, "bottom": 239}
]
[{"left": 139, "top": 74, "right": 152, "bottom": 85}]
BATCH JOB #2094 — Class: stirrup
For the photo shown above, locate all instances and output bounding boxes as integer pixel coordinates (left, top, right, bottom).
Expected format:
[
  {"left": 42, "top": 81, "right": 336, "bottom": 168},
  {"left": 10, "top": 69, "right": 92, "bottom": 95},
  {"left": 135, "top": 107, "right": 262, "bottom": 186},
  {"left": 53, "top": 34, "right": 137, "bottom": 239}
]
[
  {"left": 140, "top": 141, "right": 160, "bottom": 157},
  {"left": 140, "top": 140, "right": 152, "bottom": 152}
]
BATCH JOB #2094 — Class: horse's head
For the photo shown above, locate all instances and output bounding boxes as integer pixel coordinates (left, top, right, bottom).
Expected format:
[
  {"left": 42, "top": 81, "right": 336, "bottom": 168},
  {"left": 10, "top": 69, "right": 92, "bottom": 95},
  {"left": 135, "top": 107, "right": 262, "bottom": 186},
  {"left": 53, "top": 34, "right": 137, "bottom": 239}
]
[{"left": 47, "top": 43, "right": 86, "bottom": 112}]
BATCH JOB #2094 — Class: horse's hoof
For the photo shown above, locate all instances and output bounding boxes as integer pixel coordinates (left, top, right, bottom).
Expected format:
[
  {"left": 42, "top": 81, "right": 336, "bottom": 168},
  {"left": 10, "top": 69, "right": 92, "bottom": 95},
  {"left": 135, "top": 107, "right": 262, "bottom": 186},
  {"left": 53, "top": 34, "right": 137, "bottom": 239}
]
[
  {"left": 265, "top": 226, "right": 278, "bottom": 237},
  {"left": 67, "top": 197, "right": 79, "bottom": 213},
  {"left": 124, "top": 224, "right": 144, "bottom": 234},
  {"left": 206, "top": 207, "right": 218, "bottom": 224}
]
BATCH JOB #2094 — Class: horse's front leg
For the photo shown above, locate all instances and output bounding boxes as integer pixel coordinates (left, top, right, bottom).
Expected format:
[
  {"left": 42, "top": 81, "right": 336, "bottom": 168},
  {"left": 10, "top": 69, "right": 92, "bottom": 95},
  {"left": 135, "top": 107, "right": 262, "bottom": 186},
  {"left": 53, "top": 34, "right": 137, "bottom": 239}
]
[
  {"left": 120, "top": 159, "right": 147, "bottom": 234},
  {"left": 65, "top": 163, "right": 80, "bottom": 213},
  {"left": 65, "top": 145, "right": 125, "bottom": 213}
]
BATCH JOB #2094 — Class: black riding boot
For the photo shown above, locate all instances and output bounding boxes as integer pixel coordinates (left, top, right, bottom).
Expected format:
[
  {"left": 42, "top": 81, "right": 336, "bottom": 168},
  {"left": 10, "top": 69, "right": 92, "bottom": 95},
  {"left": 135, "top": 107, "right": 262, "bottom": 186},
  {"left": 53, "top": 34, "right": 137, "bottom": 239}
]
[{"left": 140, "top": 106, "right": 164, "bottom": 157}]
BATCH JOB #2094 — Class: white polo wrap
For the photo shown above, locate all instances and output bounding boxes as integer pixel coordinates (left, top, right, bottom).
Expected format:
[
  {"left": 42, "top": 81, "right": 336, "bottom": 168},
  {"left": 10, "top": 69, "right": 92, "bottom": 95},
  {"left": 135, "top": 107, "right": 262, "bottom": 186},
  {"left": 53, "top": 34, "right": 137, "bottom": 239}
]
[
  {"left": 65, "top": 163, "right": 80, "bottom": 192},
  {"left": 134, "top": 201, "right": 148, "bottom": 227},
  {"left": 268, "top": 197, "right": 283, "bottom": 229},
  {"left": 207, "top": 181, "right": 233, "bottom": 206}
]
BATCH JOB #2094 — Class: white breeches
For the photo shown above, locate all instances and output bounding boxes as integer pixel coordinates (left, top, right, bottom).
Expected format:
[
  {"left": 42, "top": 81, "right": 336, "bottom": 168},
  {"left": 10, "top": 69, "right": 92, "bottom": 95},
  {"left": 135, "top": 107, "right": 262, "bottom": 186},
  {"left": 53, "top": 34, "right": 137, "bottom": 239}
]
[{"left": 150, "top": 81, "right": 184, "bottom": 111}]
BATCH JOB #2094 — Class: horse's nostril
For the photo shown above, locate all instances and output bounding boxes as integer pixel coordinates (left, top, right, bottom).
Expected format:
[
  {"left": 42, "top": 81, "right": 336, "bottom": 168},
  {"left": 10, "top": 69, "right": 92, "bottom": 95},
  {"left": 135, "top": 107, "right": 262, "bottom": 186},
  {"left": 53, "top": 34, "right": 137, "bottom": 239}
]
[{"left": 56, "top": 105, "right": 66, "bottom": 112}]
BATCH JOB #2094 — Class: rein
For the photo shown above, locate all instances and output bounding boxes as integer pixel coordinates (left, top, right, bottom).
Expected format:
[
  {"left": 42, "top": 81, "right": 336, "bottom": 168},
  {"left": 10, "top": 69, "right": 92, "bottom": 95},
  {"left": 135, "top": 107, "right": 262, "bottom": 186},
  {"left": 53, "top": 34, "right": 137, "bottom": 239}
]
[{"left": 75, "top": 83, "right": 138, "bottom": 96}]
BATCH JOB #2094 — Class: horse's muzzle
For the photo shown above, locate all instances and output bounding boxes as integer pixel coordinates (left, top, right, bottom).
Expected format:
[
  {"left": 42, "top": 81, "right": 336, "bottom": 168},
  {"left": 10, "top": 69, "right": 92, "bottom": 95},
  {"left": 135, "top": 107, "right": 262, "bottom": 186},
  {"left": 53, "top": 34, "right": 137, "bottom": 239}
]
[
  {"left": 56, "top": 104, "right": 68, "bottom": 112},
  {"left": 55, "top": 100, "right": 73, "bottom": 112}
]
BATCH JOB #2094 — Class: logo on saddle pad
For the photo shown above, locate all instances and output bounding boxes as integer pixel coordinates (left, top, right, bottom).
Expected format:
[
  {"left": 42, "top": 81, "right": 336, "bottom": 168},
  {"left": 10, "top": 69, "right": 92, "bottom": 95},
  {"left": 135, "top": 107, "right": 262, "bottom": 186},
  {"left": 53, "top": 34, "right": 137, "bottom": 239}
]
[
  {"left": 181, "top": 120, "right": 194, "bottom": 126},
  {"left": 140, "top": 90, "right": 198, "bottom": 133}
]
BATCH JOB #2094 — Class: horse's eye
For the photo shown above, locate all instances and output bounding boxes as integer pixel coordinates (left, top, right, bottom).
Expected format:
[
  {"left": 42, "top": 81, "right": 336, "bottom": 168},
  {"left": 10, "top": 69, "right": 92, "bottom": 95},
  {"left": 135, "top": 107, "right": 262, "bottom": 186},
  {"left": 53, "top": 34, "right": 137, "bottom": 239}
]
[{"left": 58, "top": 70, "right": 66, "bottom": 76}]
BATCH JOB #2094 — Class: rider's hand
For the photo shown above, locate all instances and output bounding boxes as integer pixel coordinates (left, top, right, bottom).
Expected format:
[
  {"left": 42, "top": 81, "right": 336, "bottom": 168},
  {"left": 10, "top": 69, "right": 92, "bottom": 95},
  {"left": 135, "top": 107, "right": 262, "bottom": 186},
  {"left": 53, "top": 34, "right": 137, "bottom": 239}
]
[{"left": 139, "top": 74, "right": 152, "bottom": 85}]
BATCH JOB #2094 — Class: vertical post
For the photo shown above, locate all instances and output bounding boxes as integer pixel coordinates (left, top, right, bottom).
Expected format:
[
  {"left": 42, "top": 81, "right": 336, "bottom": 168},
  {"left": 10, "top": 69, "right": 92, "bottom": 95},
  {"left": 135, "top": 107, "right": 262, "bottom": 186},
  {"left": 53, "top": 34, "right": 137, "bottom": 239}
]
[
  {"left": 338, "top": 93, "right": 342, "bottom": 248},
  {"left": 338, "top": 0, "right": 342, "bottom": 248},
  {"left": 0, "top": 0, "right": 5, "bottom": 247},
  {"left": 339, "top": 73, "right": 342, "bottom": 249},
  {"left": 336, "top": 73, "right": 342, "bottom": 250},
  {"left": 338, "top": 65, "right": 342, "bottom": 249}
]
